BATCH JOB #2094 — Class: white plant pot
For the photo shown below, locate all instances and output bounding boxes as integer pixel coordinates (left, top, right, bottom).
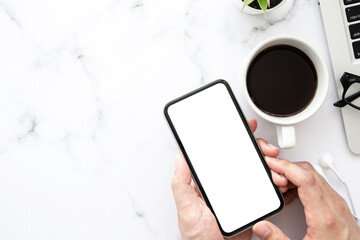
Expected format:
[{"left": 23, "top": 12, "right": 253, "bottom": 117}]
[{"left": 234, "top": 0, "right": 287, "bottom": 15}]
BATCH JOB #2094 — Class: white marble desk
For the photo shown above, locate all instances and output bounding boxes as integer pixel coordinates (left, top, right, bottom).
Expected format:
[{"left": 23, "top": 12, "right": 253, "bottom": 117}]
[{"left": 0, "top": 0, "right": 359, "bottom": 239}]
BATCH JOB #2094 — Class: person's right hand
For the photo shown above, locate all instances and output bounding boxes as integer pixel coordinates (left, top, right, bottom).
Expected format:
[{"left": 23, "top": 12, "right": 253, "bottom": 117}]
[{"left": 252, "top": 157, "right": 360, "bottom": 240}]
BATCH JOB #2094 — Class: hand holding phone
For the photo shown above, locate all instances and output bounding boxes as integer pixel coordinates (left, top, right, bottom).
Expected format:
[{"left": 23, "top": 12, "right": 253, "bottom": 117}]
[
  {"left": 165, "top": 80, "right": 284, "bottom": 237},
  {"left": 171, "top": 119, "right": 284, "bottom": 240}
]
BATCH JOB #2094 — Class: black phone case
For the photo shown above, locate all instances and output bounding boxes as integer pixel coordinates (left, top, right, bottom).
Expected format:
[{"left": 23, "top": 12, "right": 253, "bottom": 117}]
[{"left": 164, "top": 79, "right": 284, "bottom": 237}]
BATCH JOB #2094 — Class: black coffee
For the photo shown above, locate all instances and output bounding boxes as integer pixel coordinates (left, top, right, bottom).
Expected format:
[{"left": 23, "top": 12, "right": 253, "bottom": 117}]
[{"left": 246, "top": 45, "right": 317, "bottom": 117}]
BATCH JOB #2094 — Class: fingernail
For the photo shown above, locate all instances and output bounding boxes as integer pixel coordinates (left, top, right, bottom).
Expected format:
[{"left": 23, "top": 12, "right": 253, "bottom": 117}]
[
  {"left": 254, "top": 222, "right": 271, "bottom": 238},
  {"left": 265, "top": 156, "right": 277, "bottom": 162},
  {"left": 279, "top": 174, "right": 287, "bottom": 181},
  {"left": 266, "top": 141, "right": 279, "bottom": 151}
]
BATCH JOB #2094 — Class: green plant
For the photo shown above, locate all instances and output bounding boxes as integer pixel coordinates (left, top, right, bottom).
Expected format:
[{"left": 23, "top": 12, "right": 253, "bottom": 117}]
[{"left": 243, "top": 0, "right": 270, "bottom": 14}]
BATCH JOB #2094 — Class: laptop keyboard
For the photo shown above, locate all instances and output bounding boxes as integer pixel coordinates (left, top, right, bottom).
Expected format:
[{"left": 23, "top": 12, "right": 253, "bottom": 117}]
[
  {"left": 345, "top": 2, "right": 360, "bottom": 58},
  {"left": 354, "top": 41, "right": 360, "bottom": 58},
  {"left": 344, "top": 0, "right": 360, "bottom": 5},
  {"left": 346, "top": 4, "right": 360, "bottom": 22},
  {"left": 349, "top": 23, "right": 360, "bottom": 39}
]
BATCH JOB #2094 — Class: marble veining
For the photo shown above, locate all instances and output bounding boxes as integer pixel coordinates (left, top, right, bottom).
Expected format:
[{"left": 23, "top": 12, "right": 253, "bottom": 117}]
[{"left": 0, "top": 0, "right": 359, "bottom": 239}]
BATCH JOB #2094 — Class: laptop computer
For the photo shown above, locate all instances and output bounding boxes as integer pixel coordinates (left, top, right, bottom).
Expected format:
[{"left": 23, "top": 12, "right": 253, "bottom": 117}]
[{"left": 319, "top": 0, "right": 360, "bottom": 154}]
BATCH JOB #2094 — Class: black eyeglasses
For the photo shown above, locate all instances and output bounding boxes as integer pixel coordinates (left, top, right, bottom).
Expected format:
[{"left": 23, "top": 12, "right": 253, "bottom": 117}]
[{"left": 333, "top": 72, "right": 360, "bottom": 110}]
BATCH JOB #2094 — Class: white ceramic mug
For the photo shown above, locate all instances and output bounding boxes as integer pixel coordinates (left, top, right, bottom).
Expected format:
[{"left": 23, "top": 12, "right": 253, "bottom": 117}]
[{"left": 242, "top": 35, "right": 329, "bottom": 148}]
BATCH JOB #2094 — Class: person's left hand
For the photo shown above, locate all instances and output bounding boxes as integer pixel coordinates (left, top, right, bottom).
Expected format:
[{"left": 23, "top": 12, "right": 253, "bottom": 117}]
[{"left": 171, "top": 119, "right": 288, "bottom": 240}]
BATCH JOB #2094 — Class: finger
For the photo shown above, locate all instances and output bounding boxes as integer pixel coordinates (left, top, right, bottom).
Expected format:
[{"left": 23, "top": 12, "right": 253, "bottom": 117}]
[
  {"left": 265, "top": 157, "right": 325, "bottom": 209},
  {"left": 253, "top": 221, "right": 290, "bottom": 240},
  {"left": 295, "top": 161, "right": 316, "bottom": 171},
  {"left": 174, "top": 154, "right": 191, "bottom": 184},
  {"left": 257, "top": 138, "right": 279, "bottom": 157},
  {"left": 265, "top": 157, "right": 313, "bottom": 187},
  {"left": 171, "top": 155, "right": 194, "bottom": 209},
  {"left": 286, "top": 181, "right": 297, "bottom": 190},
  {"left": 265, "top": 159, "right": 289, "bottom": 187},
  {"left": 248, "top": 119, "right": 257, "bottom": 132},
  {"left": 279, "top": 186, "right": 288, "bottom": 193},
  {"left": 294, "top": 161, "right": 327, "bottom": 185},
  {"left": 295, "top": 162, "right": 333, "bottom": 191},
  {"left": 283, "top": 188, "right": 298, "bottom": 205},
  {"left": 271, "top": 170, "right": 288, "bottom": 187}
]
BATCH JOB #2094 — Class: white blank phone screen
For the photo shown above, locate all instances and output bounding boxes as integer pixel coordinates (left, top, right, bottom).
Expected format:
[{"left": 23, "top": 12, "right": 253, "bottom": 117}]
[{"left": 167, "top": 82, "right": 281, "bottom": 233}]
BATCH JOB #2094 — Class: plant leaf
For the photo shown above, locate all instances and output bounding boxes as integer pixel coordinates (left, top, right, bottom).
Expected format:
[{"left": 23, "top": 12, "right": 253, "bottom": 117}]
[
  {"left": 258, "top": 0, "right": 268, "bottom": 15},
  {"left": 242, "top": 0, "right": 255, "bottom": 11}
]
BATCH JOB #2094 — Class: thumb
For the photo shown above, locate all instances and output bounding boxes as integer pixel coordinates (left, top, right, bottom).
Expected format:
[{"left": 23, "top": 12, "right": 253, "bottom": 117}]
[
  {"left": 253, "top": 221, "right": 290, "bottom": 240},
  {"left": 171, "top": 155, "right": 193, "bottom": 209},
  {"left": 174, "top": 154, "right": 191, "bottom": 184}
]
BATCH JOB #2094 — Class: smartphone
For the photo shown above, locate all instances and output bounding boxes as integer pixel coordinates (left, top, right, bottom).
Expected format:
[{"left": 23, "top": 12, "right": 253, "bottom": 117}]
[{"left": 164, "top": 80, "right": 284, "bottom": 237}]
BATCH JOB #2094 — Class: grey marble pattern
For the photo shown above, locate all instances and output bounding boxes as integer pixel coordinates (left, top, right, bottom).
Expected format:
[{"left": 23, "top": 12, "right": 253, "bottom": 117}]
[{"left": 0, "top": 0, "right": 359, "bottom": 239}]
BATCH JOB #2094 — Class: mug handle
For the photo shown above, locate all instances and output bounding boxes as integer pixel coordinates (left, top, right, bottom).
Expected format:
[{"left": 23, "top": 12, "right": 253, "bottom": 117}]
[{"left": 276, "top": 125, "right": 296, "bottom": 148}]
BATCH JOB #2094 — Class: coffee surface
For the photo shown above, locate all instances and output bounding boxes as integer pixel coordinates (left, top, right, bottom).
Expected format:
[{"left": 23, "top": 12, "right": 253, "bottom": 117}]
[{"left": 247, "top": 45, "right": 317, "bottom": 117}]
